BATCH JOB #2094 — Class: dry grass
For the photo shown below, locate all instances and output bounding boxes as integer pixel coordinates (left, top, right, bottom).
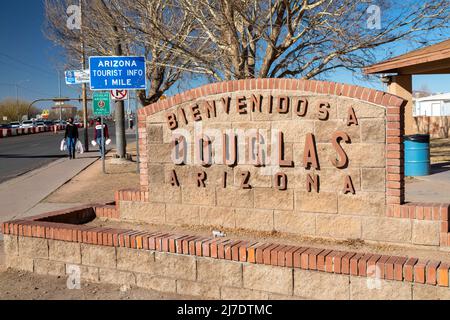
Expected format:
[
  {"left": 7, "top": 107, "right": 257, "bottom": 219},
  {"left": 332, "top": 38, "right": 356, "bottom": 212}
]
[{"left": 431, "top": 138, "right": 450, "bottom": 164}]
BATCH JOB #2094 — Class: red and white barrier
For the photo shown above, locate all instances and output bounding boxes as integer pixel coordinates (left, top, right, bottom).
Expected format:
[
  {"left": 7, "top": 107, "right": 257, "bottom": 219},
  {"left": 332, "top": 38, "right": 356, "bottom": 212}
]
[
  {"left": 0, "top": 125, "right": 74, "bottom": 139},
  {"left": 0, "top": 124, "right": 86, "bottom": 139}
]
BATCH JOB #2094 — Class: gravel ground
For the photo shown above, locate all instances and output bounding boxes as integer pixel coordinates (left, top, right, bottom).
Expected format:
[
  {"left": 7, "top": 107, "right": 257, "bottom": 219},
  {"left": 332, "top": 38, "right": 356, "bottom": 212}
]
[{"left": 0, "top": 269, "right": 197, "bottom": 300}]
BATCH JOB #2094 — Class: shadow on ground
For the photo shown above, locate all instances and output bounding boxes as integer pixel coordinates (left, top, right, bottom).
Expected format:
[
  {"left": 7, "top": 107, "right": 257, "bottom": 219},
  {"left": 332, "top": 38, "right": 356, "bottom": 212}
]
[{"left": 431, "top": 162, "right": 450, "bottom": 175}]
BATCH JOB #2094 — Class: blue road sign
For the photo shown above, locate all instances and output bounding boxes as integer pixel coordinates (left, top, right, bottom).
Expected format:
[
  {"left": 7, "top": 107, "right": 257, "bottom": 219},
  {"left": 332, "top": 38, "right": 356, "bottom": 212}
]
[
  {"left": 89, "top": 56, "right": 146, "bottom": 91},
  {"left": 65, "top": 70, "right": 90, "bottom": 85}
]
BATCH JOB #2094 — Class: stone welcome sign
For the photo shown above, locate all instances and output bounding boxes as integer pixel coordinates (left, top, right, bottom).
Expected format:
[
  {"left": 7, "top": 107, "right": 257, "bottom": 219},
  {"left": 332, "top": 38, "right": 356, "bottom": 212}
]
[
  {"left": 5, "top": 80, "right": 450, "bottom": 301},
  {"left": 134, "top": 79, "right": 405, "bottom": 241}
]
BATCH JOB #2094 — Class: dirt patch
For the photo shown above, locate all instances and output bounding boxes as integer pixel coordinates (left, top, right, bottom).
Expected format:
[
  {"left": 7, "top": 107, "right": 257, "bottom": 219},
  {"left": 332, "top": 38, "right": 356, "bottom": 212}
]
[
  {"left": 88, "top": 218, "right": 450, "bottom": 264},
  {"left": 43, "top": 147, "right": 139, "bottom": 204},
  {"left": 405, "top": 176, "right": 418, "bottom": 184},
  {"left": 0, "top": 242, "right": 5, "bottom": 273},
  {"left": 0, "top": 269, "right": 197, "bottom": 300}
]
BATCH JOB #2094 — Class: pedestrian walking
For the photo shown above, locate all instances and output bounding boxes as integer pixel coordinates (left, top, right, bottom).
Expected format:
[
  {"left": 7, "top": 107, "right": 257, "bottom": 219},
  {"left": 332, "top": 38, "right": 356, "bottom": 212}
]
[
  {"left": 129, "top": 117, "right": 134, "bottom": 130},
  {"left": 64, "top": 117, "right": 79, "bottom": 160},
  {"left": 94, "top": 117, "right": 110, "bottom": 157}
]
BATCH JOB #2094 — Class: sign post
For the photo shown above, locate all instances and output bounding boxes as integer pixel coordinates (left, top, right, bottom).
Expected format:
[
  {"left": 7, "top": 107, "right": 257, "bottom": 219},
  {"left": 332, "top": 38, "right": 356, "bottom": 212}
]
[
  {"left": 89, "top": 56, "right": 146, "bottom": 159},
  {"left": 93, "top": 92, "right": 111, "bottom": 174}
]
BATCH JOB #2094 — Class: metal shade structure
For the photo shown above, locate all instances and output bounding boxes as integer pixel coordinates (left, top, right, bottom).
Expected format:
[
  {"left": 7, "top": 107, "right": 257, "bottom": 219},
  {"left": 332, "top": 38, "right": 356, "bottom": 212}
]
[
  {"left": 364, "top": 39, "right": 450, "bottom": 134},
  {"left": 364, "top": 39, "right": 450, "bottom": 75}
]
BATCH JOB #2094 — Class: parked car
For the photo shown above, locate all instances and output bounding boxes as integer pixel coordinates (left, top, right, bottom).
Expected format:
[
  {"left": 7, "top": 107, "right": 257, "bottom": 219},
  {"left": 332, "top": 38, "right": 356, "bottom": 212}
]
[
  {"left": 9, "top": 122, "right": 21, "bottom": 129},
  {"left": 0, "top": 124, "right": 11, "bottom": 129},
  {"left": 20, "top": 120, "right": 35, "bottom": 129},
  {"left": 35, "top": 121, "right": 46, "bottom": 128},
  {"left": 53, "top": 120, "right": 67, "bottom": 125}
]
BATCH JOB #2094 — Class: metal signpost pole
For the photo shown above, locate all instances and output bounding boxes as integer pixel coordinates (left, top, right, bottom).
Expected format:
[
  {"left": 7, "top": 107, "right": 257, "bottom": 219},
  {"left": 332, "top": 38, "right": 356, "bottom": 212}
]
[
  {"left": 101, "top": 116, "right": 106, "bottom": 174},
  {"left": 93, "top": 92, "right": 110, "bottom": 174},
  {"left": 115, "top": 98, "right": 126, "bottom": 159}
]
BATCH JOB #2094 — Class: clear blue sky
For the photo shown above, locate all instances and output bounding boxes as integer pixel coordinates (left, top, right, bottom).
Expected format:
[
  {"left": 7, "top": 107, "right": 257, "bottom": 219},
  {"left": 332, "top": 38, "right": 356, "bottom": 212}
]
[
  {"left": 0, "top": 1, "right": 82, "bottom": 109},
  {"left": 0, "top": 0, "right": 449, "bottom": 111}
]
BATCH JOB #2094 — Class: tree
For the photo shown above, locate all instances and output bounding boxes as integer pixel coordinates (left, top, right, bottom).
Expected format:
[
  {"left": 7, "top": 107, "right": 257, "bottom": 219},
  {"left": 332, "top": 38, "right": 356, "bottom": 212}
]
[
  {"left": 416, "top": 84, "right": 433, "bottom": 98},
  {"left": 44, "top": 0, "right": 449, "bottom": 102},
  {"left": 0, "top": 99, "right": 39, "bottom": 123},
  {"left": 151, "top": 0, "right": 449, "bottom": 80},
  {"left": 44, "top": 0, "right": 212, "bottom": 106}
]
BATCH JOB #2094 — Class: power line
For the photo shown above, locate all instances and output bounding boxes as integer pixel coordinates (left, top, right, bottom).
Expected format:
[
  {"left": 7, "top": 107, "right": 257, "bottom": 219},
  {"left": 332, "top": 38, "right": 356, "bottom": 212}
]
[
  {"left": 0, "top": 82, "right": 59, "bottom": 99},
  {"left": 0, "top": 58, "right": 45, "bottom": 78},
  {"left": 0, "top": 52, "right": 85, "bottom": 101},
  {"left": 0, "top": 60, "right": 81, "bottom": 97},
  {"left": 0, "top": 52, "right": 56, "bottom": 77}
]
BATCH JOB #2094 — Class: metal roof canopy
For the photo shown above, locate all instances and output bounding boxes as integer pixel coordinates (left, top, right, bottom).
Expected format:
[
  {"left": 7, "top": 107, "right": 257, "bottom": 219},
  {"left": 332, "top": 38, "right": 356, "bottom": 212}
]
[{"left": 364, "top": 39, "right": 450, "bottom": 75}]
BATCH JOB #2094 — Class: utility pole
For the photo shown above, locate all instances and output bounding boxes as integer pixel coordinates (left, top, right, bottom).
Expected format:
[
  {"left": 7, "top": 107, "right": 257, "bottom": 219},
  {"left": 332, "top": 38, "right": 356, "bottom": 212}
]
[
  {"left": 58, "top": 71, "right": 62, "bottom": 122},
  {"left": 79, "top": 0, "right": 89, "bottom": 151},
  {"left": 114, "top": 26, "right": 126, "bottom": 159},
  {"left": 15, "top": 84, "right": 19, "bottom": 121},
  {"left": 97, "top": 0, "right": 127, "bottom": 159},
  {"left": 135, "top": 91, "right": 141, "bottom": 174}
]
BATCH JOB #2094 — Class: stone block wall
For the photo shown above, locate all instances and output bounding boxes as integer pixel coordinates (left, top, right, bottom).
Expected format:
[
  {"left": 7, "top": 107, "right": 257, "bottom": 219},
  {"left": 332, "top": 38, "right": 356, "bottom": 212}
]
[
  {"left": 120, "top": 79, "right": 450, "bottom": 248},
  {"left": 5, "top": 233, "right": 450, "bottom": 300},
  {"left": 130, "top": 79, "right": 414, "bottom": 244},
  {"left": 127, "top": 79, "right": 450, "bottom": 248}
]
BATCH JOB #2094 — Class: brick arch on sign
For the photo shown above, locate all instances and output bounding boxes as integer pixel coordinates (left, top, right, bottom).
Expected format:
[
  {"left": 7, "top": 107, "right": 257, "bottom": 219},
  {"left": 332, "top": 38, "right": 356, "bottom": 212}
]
[{"left": 137, "top": 79, "right": 407, "bottom": 207}]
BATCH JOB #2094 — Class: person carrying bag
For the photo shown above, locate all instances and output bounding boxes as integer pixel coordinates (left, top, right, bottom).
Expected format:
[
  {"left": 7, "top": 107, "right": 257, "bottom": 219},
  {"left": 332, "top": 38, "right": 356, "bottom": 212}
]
[
  {"left": 93, "top": 117, "right": 110, "bottom": 157},
  {"left": 64, "top": 118, "right": 79, "bottom": 160}
]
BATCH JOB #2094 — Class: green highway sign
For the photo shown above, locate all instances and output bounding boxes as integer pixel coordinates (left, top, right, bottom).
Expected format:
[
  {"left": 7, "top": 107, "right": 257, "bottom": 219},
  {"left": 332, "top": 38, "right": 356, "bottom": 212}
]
[{"left": 93, "top": 92, "right": 111, "bottom": 116}]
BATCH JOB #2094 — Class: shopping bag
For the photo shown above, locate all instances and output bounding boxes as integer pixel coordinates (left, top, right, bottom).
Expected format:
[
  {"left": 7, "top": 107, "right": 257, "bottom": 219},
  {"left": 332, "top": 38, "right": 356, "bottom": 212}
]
[
  {"left": 105, "top": 139, "right": 112, "bottom": 146},
  {"left": 75, "top": 140, "right": 84, "bottom": 154},
  {"left": 60, "top": 139, "right": 67, "bottom": 152},
  {"left": 91, "top": 140, "right": 97, "bottom": 147}
]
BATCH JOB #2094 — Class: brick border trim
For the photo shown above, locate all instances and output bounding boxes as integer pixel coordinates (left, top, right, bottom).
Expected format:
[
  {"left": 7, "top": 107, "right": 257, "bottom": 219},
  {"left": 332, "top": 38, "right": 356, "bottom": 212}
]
[
  {"left": 136, "top": 79, "right": 407, "bottom": 206},
  {"left": 388, "top": 203, "right": 450, "bottom": 246},
  {"left": 114, "top": 188, "right": 450, "bottom": 248},
  {"left": 115, "top": 189, "right": 149, "bottom": 203},
  {"left": 2, "top": 207, "right": 450, "bottom": 287}
]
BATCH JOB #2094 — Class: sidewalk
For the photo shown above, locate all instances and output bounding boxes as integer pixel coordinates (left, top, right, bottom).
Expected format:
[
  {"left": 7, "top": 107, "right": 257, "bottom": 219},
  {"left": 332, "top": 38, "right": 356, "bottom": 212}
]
[
  {"left": 0, "top": 152, "right": 100, "bottom": 237},
  {"left": 406, "top": 163, "right": 450, "bottom": 203}
]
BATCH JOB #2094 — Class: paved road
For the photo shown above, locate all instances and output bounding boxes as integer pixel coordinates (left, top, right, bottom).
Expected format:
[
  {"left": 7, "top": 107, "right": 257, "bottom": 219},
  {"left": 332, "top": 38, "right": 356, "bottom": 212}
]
[{"left": 0, "top": 123, "right": 136, "bottom": 184}]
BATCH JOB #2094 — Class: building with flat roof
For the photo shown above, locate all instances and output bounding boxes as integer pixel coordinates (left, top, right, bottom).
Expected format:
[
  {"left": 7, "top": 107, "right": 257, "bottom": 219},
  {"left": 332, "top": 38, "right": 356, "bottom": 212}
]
[{"left": 414, "top": 93, "right": 450, "bottom": 116}]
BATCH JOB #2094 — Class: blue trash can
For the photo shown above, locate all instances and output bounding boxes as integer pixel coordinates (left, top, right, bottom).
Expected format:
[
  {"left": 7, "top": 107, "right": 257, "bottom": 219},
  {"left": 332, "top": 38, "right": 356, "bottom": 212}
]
[{"left": 404, "top": 134, "right": 430, "bottom": 177}]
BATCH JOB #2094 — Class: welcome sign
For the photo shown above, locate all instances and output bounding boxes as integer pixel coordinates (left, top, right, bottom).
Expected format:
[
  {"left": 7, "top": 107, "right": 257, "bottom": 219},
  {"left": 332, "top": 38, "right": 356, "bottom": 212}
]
[
  {"left": 133, "top": 79, "right": 396, "bottom": 240},
  {"left": 165, "top": 94, "right": 361, "bottom": 194}
]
